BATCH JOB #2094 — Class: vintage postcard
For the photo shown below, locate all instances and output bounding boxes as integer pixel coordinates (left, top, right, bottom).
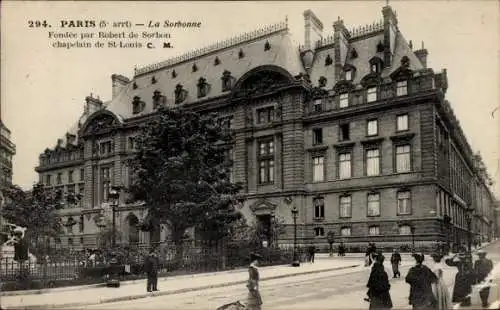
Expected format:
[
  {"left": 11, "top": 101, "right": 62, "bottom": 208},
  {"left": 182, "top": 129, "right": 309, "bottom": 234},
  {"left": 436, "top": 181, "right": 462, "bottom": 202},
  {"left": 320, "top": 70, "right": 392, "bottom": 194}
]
[{"left": 1, "top": 1, "right": 499, "bottom": 309}]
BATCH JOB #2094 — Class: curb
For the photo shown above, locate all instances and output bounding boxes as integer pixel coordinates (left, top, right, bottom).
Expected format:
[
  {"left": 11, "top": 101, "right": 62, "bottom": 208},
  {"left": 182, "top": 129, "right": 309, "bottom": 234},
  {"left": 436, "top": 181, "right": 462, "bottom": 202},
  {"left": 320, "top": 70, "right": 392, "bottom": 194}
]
[{"left": 3, "top": 264, "right": 360, "bottom": 309}]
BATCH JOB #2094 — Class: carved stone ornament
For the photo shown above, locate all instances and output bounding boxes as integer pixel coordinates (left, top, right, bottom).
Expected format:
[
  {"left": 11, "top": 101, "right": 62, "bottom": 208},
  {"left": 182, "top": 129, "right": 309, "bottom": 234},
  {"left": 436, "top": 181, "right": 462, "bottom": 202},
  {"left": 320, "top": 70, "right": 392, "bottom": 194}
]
[
  {"left": 318, "top": 76, "right": 327, "bottom": 88},
  {"left": 274, "top": 101, "right": 283, "bottom": 120},
  {"left": 249, "top": 199, "right": 277, "bottom": 216},
  {"left": 325, "top": 54, "right": 333, "bottom": 66},
  {"left": 197, "top": 77, "right": 211, "bottom": 98}
]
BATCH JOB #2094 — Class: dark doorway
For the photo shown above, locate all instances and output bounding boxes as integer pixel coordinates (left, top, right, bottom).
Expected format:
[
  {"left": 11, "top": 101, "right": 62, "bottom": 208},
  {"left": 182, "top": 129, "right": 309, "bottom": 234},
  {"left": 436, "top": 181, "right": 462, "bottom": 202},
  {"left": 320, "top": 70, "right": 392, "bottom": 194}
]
[
  {"left": 127, "top": 214, "right": 139, "bottom": 244},
  {"left": 257, "top": 214, "right": 272, "bottom": 245}
]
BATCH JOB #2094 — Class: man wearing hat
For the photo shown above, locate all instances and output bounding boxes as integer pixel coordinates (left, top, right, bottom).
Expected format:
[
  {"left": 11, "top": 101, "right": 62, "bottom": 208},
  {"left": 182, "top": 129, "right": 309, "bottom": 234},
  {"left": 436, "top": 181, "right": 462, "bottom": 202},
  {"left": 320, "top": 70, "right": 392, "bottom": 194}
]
[
  {"left": 246, "top": 252, "right": 263, "bottom": 310},
  {"left": 474, "top": 250, "right": 493, "bottom": 308},
  {"left": 144, "top": 249, "right": 159, "bottom": 292}
]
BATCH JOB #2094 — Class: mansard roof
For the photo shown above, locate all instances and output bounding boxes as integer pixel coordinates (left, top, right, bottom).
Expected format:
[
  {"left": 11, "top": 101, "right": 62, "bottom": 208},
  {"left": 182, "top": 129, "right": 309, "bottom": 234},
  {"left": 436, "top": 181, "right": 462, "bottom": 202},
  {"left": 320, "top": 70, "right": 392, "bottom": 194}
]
[{"left": 105, "top": 23, "right": 304, "bottom": 119}]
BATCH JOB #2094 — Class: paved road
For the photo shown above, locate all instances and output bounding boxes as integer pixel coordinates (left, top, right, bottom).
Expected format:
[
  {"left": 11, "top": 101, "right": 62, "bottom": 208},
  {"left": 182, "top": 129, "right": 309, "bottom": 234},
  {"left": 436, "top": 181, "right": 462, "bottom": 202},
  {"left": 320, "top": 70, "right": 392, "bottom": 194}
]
[{"left": 76, "top": 242, "right": 500, "bottom": 310}]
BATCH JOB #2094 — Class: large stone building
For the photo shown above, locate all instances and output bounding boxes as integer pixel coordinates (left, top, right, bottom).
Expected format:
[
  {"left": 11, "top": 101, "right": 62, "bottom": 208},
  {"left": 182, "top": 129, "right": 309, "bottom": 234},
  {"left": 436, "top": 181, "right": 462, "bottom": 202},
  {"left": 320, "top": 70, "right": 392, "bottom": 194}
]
[
  {"left": 35, "top": 6, "right": 497, "bottom": 250},
  {"left": 0, "top": 121, "right": 15, "bottom": 189}
]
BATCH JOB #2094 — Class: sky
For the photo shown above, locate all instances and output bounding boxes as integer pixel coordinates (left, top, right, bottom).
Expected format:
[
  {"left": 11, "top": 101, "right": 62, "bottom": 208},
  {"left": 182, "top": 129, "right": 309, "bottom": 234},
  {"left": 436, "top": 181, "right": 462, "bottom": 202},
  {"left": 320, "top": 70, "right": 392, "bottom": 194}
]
[{"left": 1, "top": 1, "right": 499, "bottom": 196}]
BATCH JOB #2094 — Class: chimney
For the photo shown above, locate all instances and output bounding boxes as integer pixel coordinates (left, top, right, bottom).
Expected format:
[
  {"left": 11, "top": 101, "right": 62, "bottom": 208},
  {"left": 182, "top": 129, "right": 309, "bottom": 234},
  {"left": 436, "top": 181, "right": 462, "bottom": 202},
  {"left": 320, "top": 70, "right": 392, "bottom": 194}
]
[
  {"left": 382, "top": 5, "right": 398, "bottom": 67},
  {"left": 333, "top": 17, "right": 350, "bottom": 79},
  {"left": 414, "top": 42, "right": 428, "bottom": 68},
  {"left": 302, "top": 10, "right": 323, "bottom": 71},
  {"left": 84, "top": 94, "right": 103, "bottom": 114},
  {"left": 66, "top": 133, "right": 76, "bottom": 145},
  {"left": 111, "top": 74, "right": 130, "bottom": 99}
]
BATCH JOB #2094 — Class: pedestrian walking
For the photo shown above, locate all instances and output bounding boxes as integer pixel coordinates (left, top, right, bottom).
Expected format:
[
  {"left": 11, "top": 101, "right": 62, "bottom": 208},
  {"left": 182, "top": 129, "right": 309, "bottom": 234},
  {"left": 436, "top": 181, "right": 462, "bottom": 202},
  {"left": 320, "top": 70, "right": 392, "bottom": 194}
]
[
  {"left": 365, "top": 243, "right": 376, "bottom": 267},
  {"left": 144, "top": 250, "right": 159, "bottom": 292},
  {"left": 338, "top": 242, "right": 346, "bottom": 257},
  {"left": 474, "top": 249, "right": 494, "bottom": 308},
  {"left": 430, "top": 253, "right": 452, "bottom": 310},
  {"left": 445, "top": 247, "right": 475, "bottom": 307},
  {"left": 405, "top": 253, "right": 438, "bottom": 310},
  {"left": 308, "top": 243, "right": 316, "bottom": 263},
  {"left": 390, "top": 249, "right": 402, "bottom": 279},
  {"left": 246, "top": 252, "right": 263, "bottom": 310},
  {"left": 366, "top": 252, "right": 393, "bottom": 310}
]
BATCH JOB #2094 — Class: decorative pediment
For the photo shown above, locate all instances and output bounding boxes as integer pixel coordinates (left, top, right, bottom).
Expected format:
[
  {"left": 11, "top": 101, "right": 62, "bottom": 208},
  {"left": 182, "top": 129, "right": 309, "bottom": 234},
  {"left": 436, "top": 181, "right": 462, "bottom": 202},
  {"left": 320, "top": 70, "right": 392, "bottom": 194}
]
[
  {"left": 333, "top": 80, "right": 355, "bottom": 93},
  {"left": 83, "top": 113, "right": 119, "bottom": 135},
  {"left": 197, "top": 77, "right": 211, "bottom": 98},
  {"left": 390, "top": 59, "right": 413, "bottom": 81},
  {"left": 360, "top": 72, "right": 383, "bottom": 88},
  {"left": 249, "top": 199, "right": 277, "bottom": 216}
]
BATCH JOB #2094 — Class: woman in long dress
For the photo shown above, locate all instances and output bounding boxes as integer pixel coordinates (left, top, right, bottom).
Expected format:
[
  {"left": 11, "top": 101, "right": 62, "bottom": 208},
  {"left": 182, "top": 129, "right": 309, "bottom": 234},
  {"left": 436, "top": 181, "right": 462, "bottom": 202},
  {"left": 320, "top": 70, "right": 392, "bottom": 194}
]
[
  {"left": 430, "top": 253, "right": 452, "bottom": 310},
  {"left": 246, "top": 252, "right": 263, "bottom": 310},
  {"left": 366, "top": 252, "right": 393, "bottom": 310}
]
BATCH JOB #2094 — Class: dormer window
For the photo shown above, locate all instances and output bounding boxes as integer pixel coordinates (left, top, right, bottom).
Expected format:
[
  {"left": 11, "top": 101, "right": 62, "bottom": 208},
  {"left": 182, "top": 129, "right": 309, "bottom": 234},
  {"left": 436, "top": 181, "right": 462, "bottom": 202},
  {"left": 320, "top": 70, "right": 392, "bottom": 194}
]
[
  {"left": 396, "top": 80, "right": 408, "bottom": 97},
  {"left": 192, "top": 63, "right": 198, "bottom": 72},
  {"left": 369, "top": 57, "right": 384, "bottom": 74},
  {"left": 345, "top": 70, "right": 352, "bottom": 81},
  {"left": 197, "top": 77, "right": 211, "bottom": 98},
  {"left": 238, "top": 49, "right": 245, "bottom": 59},
  {"left": 367, "top": 87, "right": 377, "bottom": 103},
  {"left": 174, "top": 84, "right": 187, "bottom": 104},
  {"left": 132, "top": 82, "right": 138, "bottom": 89},
  {"left": 221, "top": 70, "right": 235, "bottom": 92},
  {"left": 264, "top": 40, "right": 271, "bottom": 51},
  {"left": 132, "top": 96, "right": 146, "bottom": 114},
  {"left": 325, "top": 54, "right": 333, "bottom": 66},
  {"left": 151, "top": 76, "right": 157, "bottom": 84},
  {"left": 152, "top": 90, "right": 166, "bottom": 109},
  {"left": 172, "top": 70, "right": 177, "bottom": 78},
  {"left": 371, "top": 64, "right": 378, "bottom": 73},
  {"left": 214, "top": 56, "right": 221, "bottom": 66},
  {"left": 318, "top": 76, "right": 327, "bottom": 88}
]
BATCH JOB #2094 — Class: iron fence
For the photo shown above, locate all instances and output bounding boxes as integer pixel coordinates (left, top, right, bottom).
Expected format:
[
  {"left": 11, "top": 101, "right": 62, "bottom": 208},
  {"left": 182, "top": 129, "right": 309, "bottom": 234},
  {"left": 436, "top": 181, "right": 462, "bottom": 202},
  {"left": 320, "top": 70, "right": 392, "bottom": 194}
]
[{"left": 0, "top": 239, "right": 299, "bottom": 291}]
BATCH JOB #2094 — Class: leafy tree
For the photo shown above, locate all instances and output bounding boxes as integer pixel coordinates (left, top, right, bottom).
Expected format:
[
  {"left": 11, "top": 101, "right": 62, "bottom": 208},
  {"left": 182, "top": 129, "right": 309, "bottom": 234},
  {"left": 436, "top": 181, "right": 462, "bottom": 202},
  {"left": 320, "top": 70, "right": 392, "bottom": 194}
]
[
  {"left": 129, "top": 107, "right": 244, "bottom": 257},
  {"left": 2, "top": 183, "right": 64, "bottom": 252}
]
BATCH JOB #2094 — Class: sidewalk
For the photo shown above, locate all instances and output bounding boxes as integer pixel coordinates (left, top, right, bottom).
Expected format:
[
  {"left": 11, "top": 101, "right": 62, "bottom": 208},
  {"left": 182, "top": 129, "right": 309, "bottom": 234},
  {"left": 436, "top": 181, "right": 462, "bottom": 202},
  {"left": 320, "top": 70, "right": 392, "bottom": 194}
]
[{"left": 1, "top": 257, "right": 362, "bottom": 309}]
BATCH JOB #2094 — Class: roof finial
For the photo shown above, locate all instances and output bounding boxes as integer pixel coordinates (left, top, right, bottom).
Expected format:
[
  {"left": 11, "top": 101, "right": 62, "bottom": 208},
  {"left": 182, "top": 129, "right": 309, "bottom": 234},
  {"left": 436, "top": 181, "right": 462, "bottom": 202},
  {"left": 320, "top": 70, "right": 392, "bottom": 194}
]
[
  {"left": 285, "top": 15, "right": 288, "bottom": 27},
  {"left": 421, "top": 41, "right": 424, "bottom": 49}
]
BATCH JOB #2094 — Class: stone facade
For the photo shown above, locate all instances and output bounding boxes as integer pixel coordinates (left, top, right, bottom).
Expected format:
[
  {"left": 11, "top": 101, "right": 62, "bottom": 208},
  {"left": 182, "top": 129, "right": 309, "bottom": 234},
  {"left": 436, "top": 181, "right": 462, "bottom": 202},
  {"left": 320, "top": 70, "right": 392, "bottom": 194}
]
[{"left": 34, "top": 6, "right": 497, "bottom": 250}]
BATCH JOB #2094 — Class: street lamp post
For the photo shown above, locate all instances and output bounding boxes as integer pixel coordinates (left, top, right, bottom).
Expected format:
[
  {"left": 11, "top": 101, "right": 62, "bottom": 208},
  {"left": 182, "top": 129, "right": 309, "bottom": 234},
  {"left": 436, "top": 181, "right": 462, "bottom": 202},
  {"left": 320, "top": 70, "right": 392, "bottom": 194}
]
[
  {"left": 108, "top": 186, "right": 121, "bottom": 248},
  {"left": 291, "top": 205, "right": 300, "bottom": 267}
]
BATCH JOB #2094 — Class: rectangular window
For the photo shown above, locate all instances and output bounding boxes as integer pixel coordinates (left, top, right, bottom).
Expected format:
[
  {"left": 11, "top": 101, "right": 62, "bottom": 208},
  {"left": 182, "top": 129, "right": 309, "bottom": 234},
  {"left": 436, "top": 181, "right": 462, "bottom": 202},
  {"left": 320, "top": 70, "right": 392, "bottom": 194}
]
[
  {"left": 46, "top": 174, "right": 52, "bottom": 186},
  {"left": 313, "top": 197, "right": 325, "bottom": 219},
  {"left": 396, "top": 80, "right": 408, "bottom": 96},
  {"left": 340, "top": 227, "right": 351, "bottom": 236},
  {"left": 367, "top": 87, "right": 377, "bottom": 103},
  {"left": 101, "top": 167, "right": 111, "bottom": 202},
  {"left": 367, "top": 193, "right": 380, "bottom": 216},
  {"left": 340, "top": 123, "right": 350, "bottom": 141},
  {"left": 68, "top": 170, "right": 74, "bottom": 183},
  {"left": 80, "top": 168, "right": 85, "bottom": 181},
  {"left": 397, "top": 114, "right": 409, "bottom": 131},
  {"left": 367, "top": 119, "right": 378, "bottom": 136},
  {"left": 312, "top": 156, "right": 325, "bottom": 182},
  {"left": 369, "top": 226, "right": 380, "bottom": 235},
  {"left": 313, "top": 99, "right": 323, "bottom": 113},
  {"left": 345, "top": 71, "right": 352, "bottom": 81},
  {"left": 314, "top": 227, "right": 325, "bottom": 237},
  {"left": 339, "top": 93, "right": 349, "bottom": 108},
  {"left": 257, "top": 107, "right": 275, "bottom": 124},
  {"left": 313, "top": 128, "right": 323, "bottom": 145},
  {"left": 99, "top": 141, "right": 112, "bottom": 155},
  {"left": 57, "top": 173, "right": 62, "bottom": 185},
  {"left": 366, "top": 149, "right": 380, "bottom": 176},
  {"left": 258, "top": 140, "right": 274, "bottom": 184},
  {"left": 397, "top": 191, "right": 411, "bottom": 215},
  {"left": 338, "top": 153, "right": 352, "bottom": 179},
  {"left": 395, "top": 145, "right": 411, "bottom": 173},
  {"left": 339, "top": 196, "right": 352, "bottom": 218},
  {"left": 79, "top": 215, "right": 84, "bottom": 233},
  {"left": 128, "top": 137, "right": 135, "bottom": 150}
]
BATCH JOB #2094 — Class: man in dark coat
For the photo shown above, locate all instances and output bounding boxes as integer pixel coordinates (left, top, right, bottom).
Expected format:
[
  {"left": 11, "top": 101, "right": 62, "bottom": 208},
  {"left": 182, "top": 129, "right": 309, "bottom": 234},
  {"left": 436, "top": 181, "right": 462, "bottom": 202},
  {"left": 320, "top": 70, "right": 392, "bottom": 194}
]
[
  {"left": 390, "top": 249, "right": 402, "bottom": 278},
  {"left": 307, "top": 243, "right": 316, "bottom": 263},
  {"left": 144, "top": 250, "right": 159, "bottom": 292},
  {"left": 405, "top": 253, "right": 438, "bottom": 310},
  {"left": 366, "top": 252, "right": 393, "bottom": 310},
  {"left": 445, "top": 248, "right": 476, "bottom": 306},
  {"left": 474, "top": 250, "right": 494, "bottom": 308}
]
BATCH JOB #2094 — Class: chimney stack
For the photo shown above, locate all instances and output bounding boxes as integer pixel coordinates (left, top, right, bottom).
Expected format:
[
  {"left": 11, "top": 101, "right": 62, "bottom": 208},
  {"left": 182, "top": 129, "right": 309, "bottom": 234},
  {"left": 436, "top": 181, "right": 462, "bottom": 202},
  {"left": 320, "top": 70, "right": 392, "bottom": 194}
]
[
  {"left": 302, "top": 10, "right": 323, "bottom": 71},
  {"left": 414, "top": 41, "right": 428, "bottom": 68},
  {"left": 111, "top": 74, "right": 130, "bottom": 99},
  {"left": 333, "top": 17, "right": 350, "bottom": 79},
  {"left": 84, "top": 94, "right": 103, "bottom": 114},
  {"left": 382, "top": 5, "right": 398, "bottom": 67}
]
